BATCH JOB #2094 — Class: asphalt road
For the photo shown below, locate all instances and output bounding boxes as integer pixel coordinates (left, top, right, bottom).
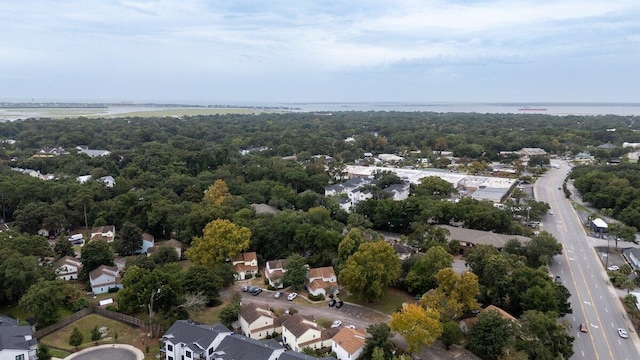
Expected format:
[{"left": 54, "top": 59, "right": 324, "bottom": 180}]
[{"left": 537, "top": 161, "right": 640, "bottom": 360}]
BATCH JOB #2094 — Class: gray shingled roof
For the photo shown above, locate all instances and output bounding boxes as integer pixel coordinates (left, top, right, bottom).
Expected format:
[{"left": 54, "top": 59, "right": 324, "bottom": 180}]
[
  {"left": 216, "top": 334, "right": 284, "bottom": 360},
  {"left": 0, "top": 326, "right": 35, "bottom": 351},
  {"left": 162, "top": 320, "right": 231, "bottom": 352},
  {"left": 280, "top": 352, "right": 337, "bottom": 360}
]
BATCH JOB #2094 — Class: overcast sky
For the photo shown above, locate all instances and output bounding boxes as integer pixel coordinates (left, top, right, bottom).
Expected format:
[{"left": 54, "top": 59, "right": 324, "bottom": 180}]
[{"left": 1, "top": 1, "right": 638, "bottom": 104}]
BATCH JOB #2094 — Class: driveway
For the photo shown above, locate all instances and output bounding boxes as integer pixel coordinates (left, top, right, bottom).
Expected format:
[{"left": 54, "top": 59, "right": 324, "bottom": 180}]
[
  {"left": 225, "top": 283, "right": 482, "bottom": 359},
  {"left": 61, "top": 344, "right": 143, "bottom": 360}
]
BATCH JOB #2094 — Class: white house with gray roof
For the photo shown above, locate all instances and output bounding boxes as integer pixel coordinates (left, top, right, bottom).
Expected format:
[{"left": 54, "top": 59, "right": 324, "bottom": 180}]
[{"left": 0, "top": 324, "right": 37, "bottom": 360}]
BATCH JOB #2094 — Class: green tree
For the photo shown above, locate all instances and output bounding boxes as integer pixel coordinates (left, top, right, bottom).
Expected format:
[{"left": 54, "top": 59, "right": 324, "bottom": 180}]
[
  {"left": 69, "top": 326, "right": 84, "bottom": 349},
  {"left": 117, "top": 221, "right": 143, "bottom": 256},
  {"left": 54, "top": 239, "right": 75, "bottom": 258},
  {"left": 91, "top": 325, "right": 102, "bottom": 344},
  {"left": 515, "top": 310, "right": 574, "bottom": 360},
  {"left": 37, "top": 343, "right": 53, "bottom": 360},
  {"left": 282, "top": 254, "right": 308, "bottom": 290},
  {"left": 468, "top": 310, "right": 514, "bottom": 360},
  {"left": 19, "top": 279, "right": 65, "bottom": 327},
  {"left": 412, "top": 176, "right": 456, "bottom": 199},
  {"left": 80, "top": 240, "right": 114, "bottom": 279},
  {"left": 440, "top": 321, "right": 464, "bottom": 350},
  {"left": 151, "top": 244, "right": 180, "bottom": 264},
  {"left": 420, "top": 268, "right": 480, "bottom": 320},
  {"left": 219, "top": 303, "right": 241, "bottom": 329},
  {"left": 182, "top": 265, "right": 223, "bottom": 306},
  {"left": 339, "top": 241, "right": 401, "bottom": 302},
  {"left": 186, "top": 219, "right": 251, "bottom": 267},
  {"left": 390, "top": 303, "right": 443, "bottom": 354},
  {"left": 405, "top": 246, "right": 453, "bottom": 294},
  {"left": 361, "top": 323, "right": 394, "bottom": 360},
  {"left": 524, "top": 231, "right": 562, "bottom": 267}
]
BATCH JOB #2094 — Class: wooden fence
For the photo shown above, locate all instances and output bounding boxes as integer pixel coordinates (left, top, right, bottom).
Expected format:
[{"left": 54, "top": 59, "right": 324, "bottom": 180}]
[{"left": 34, "top": 305, "right": 163, "bottom": 339}]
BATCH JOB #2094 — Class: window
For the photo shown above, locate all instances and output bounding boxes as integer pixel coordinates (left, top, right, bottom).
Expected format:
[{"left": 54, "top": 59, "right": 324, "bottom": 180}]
[
  {"left": 16, "top": 355, "right": 25, "bottom": 360},
  {"left": 186, "top": 350, "right": 192, "bottom": 358},
  {"left": 167, "top": 344, "right": 173, "bottom": 351},
  {"left": 168, "top": 357, "right": 173, "bottom": 360},
  {"left": 209, "top": 348, "right": 214, "bottom": 355}
]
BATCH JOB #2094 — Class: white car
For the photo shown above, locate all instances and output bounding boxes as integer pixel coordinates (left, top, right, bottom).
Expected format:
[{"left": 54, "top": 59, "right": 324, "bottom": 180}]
[
  {"left": 618, "top": 328, "right": 629, "bottom": 338},
  {"left": 274, "top": 292, "right": 282, "bottom": 298},
  {"left": 346, "top": 325, "right": 356, "bottom": 329},
  {"left": 608, "top": 265, "right": 620, "bottom": 271},
  {"left": 331, "top": 320, "right": 342, "bottom": 328},
  {"left": 287, "top": 292, "right": 297, "bottom": 301}
]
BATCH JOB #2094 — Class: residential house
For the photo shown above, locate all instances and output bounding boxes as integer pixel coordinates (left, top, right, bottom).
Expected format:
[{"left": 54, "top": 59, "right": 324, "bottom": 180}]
[
  {"left": 91, "top": 225, "right": 116, "bottom": 243},
  {"left": 306, "top": 266, "right": 338, "bottom": 297},
  {"left": 232, "top": 252, "right": 259, "bottom": 280},
  {"left": 0, "top": 324, "right": 37, "bottom": 360},
  {"left": 160, "top": 320, "right": 288, "bottom": 360},
  {"left": 383, "top": 182, "right": 410, "bottom": 201},
  {"left": 377, "top": 154, "right": 404, "bottom": 162},
  {"left": 439, "top": 225, "right": 530, "bottom": 256},
  {"left": 282, "top": 314, "right": 337, "bottom": 352},
  {"left": 100, "top": 175, "right": 116, "bottom": 188},
  {"left": 281, "top": 353, "right": 337, "bottom": 360},
  {"left": 332, "top": 327, "right": 366, "bottom": 360},
  {"left": 265, "top": 259, "right": 288, "bottom": 288},
  {"left": 161, "top": 321, "right": 232, "bottom": 360},
  {"left": 147, "top": 239, "right": 183, "bottom": 259},
  {"left": 37, "top": 228, "right": 49, "bottom": 237},
  {"left": 459, "top": 305, "right": 517, "bottom": 333},
  {"left": 392, "top": 242, "right": 418, "bottom": 261},
  {"left": 251, "top": 203, "right": 280, "bottom": 215},
  {"left": 137, "top": 233, "right": 155, "bottom": 254},
  {"left": 55, "top": 256, "right": 82, "bottom": 281},
  {"left": 239, "top": 303, "right": 278, "bottom": 340},
  {"left": 76, "top": 146, "right": 111, "bottom": 157},
  {"left": 35, "top": 146, "right": 69, "bottom": 156},
  {"left": 89, "top": 265, "right": 122, "bottom": 294}
]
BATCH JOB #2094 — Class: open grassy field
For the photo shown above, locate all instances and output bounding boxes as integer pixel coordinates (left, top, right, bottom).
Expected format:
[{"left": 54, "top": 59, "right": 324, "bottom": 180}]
[{"left": 343, "top": 287, "right": 413, "bottom": 315}]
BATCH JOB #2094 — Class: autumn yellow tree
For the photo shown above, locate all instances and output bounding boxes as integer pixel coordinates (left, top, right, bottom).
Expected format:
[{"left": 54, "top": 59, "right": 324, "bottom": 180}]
[
  {"left": 186, "top": 219, "right": 251, "bottom": 267},
  {"left": 420, "top": 268, "right": 480, "bottom": 320},
  {"left": 390, "top": 303, "right": 443, "bottom": 354},
  {"left": 203, "top": 179, "right": 230, "bottom": 205}
]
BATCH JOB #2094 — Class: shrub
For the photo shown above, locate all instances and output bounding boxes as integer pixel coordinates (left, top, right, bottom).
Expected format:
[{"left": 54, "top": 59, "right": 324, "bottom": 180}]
[
  {"left": 245, "top": 273, "right": 253, "bottom": 279},
  {"left": 308, "top": 293, "right": 325, "bottom": 301},
  {"left": 108, "top": 287, "right": 120, "bottom": 293},
  {"left": 255, "top": 272, "right": 261, "bottom": 278}
]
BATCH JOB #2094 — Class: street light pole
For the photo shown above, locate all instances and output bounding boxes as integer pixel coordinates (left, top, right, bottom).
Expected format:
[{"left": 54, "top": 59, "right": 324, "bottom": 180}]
[
  {"left": 605, "top": 236, "right": 611, "bottom": 270},
  {"left": 148, "top": 287, "right": 161, "bottom": 338}
]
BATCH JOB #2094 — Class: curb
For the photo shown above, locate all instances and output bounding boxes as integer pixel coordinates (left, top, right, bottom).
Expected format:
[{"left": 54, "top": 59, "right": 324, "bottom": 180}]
[{"left": 62, "top": 344, "right": 145, "bottom": 360}]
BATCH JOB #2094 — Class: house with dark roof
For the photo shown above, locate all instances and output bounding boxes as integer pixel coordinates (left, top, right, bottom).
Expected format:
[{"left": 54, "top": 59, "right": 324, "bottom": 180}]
[
  {"left": 264, "top": 259, "right": 288, "bottom": 288},
  {"left": 239, "top": 303, "right": 278, "bottom": 340},
  {"left": 161, "top": 320, "right": 232, "bottom": 360},
  {"left": 306, "top": 266, "right": 338, "bottom": 297},
  {"left": 0, "top": 324, "right": 37, "bottom": 360},
  {"left": 216, "top": 333, "right": 285, "bottom": 360},
  {"left": 232, "top": 252, "right": 258, "bottom": 280},
  {"left": 280, "top": 352, "right": 337, "bottom": 360},
  {"left": 332, "top": 327, "right": 366, "bottom": 360},
  {"left": 89, "top": 265, "right": 122, "bottom": 294}
]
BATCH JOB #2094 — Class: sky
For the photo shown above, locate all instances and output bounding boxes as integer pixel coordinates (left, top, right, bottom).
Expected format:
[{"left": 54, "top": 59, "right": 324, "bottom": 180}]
[{"left": 1, "top": 0, "right": 639, "bottom": 104}]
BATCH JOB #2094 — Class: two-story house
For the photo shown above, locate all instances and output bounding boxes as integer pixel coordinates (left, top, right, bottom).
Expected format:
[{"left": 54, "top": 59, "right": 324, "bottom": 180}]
[
  {"left": 55, "top": 256, "right": 83, "bottom": 281},
  {"left": 89, "top": 265, "right": 122, "bottom": 294},
  {"left": 306, "top": 266, "right": 338, "bottom": 297},
  {"left": 264, "top": 259, "right": 288, "bottom": 288},
  {"left": 232, "top": 252, "right": 258, "bottom": 280},
  {"left": 282, "top": 314, "right": 338, "bottom": 352},
  {"left": 332, "top": 327, "right": 366, "bottom": 360},
  {"left": 90, "top": 225, "right": 116, "bottom": 243},
  {"left": 0, "top": 321, "right": 37, "bottom": 360},
  {"left": 160, "top": 320, "right": 286, "bottom": 360},
  {"left": 239, "top": 303, "right": 278, "bottom": 340}
]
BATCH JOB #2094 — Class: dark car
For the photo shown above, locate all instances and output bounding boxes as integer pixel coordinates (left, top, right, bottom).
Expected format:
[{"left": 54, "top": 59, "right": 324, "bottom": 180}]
[
  {"left": 335, "top": 300, "right": 344, "bottom": 309},
  {"left": 328, "top": 299, "right": 336, "bottom": 307},
  {"left": 252, "top": 288, "right": 262, "bottom": 296},
  {"left": 555, "top": 276, "right": 562, "bottom": 284}
]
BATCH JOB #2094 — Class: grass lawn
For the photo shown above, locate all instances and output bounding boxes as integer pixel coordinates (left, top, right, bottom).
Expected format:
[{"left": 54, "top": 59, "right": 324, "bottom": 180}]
[
  {"left": 40, "top": 314, "right": 144, "bottom": 353},
  {"left": 343, "top": 287, "right": 413, "bottom": 315},
  {"left": 189, "top": 304, "right": 224, "bottom": 325},
  {"left": 0, "top": 305, "right": 30, "bottom": 324}
]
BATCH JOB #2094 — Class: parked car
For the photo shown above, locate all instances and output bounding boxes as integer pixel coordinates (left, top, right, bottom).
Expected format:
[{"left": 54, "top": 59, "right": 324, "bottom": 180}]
[
  {"left": 346, "top": 325, "right": 356, "bottom": 329},
  {"left": 246, "top": 286, "right": 258, "bottom": 293},
  {"left": 618, "top": 328, "right": 629, "bottom": 338},
  {"left": 242, "top": 285, "right": 250, "bottom": 292},
  {"left": 608, "top": 265, "right": 620, "bottom": 271},
  {"left": 555, "top": 276, "right": 562, "bottom": 284},
  {"left": 331, "top": 320, "right": 342, "bottom": 328},
  {"left": 251, "top": 288, "right": 262, "bottom": 296},
  {"left": 580, "top": 323, "right": 588, "bottom": 333},
  {"left": 274, "top": 292, "right": 282, "bottom": 298},
  {"left": 335, "top": 300, "right": 344, "bottom": 309},
  {"left": 287, "top": 292, "right": 297, "bottom": 301},
  {"left": 328, "top": 299, "right": 336, "bottom": 307}
]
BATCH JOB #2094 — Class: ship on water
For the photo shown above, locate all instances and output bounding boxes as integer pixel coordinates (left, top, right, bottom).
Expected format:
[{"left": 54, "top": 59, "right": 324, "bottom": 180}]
[{"left": 519, "top": 106, "right": 547, "bottom": 111}]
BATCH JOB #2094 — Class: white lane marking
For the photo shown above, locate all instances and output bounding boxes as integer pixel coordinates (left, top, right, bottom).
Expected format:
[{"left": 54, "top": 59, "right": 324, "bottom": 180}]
[{"left": 584, "top": 301, "right": 591, "bottom": 305}]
